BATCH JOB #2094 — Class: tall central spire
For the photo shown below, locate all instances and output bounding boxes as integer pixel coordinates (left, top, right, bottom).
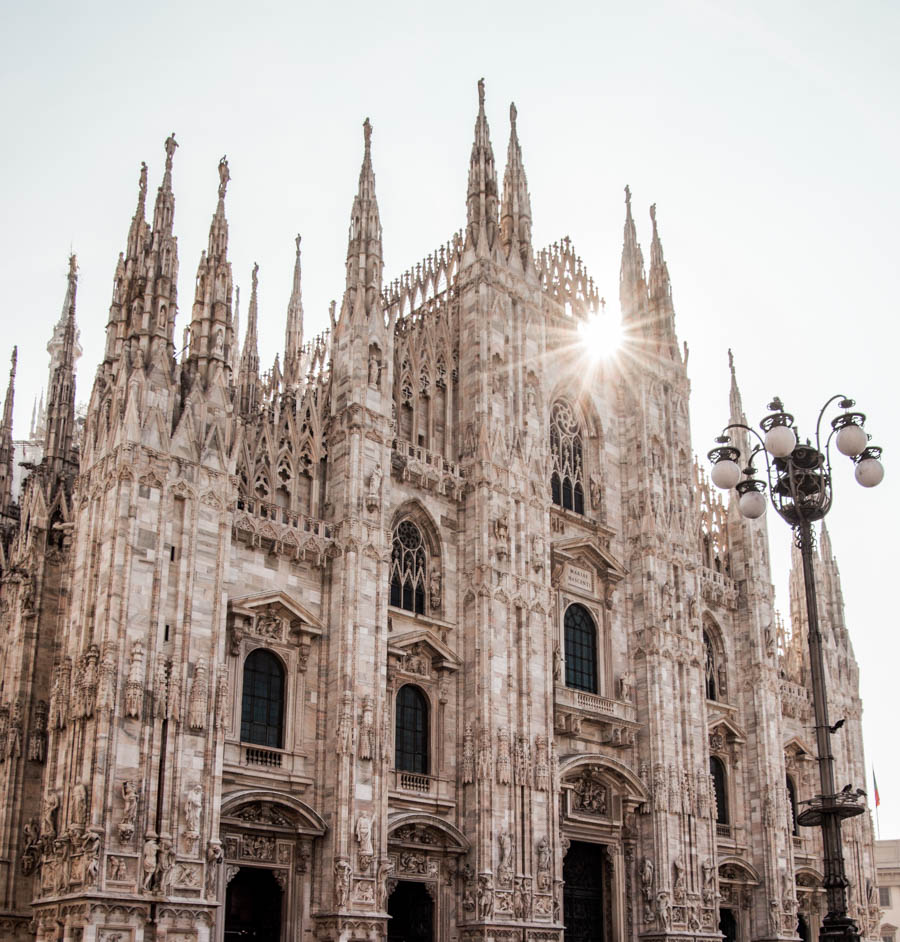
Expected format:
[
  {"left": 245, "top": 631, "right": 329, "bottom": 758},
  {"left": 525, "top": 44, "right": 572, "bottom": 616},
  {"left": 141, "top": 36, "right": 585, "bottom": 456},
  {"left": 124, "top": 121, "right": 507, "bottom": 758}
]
[
  {"left": 500, "top": 101, "right": 533, "bottom": 272},
  {"left": 44, "top": 255, "right": 79, "bottom": 477},
  {"left": 238, "top": 263, "right": 260, "bottom": 418},
  {"left": 339, "top": 119, "right": 383, "bottom": 329},
  {"left": 0, "top": 347, "right": 17, "bottom": 517},
  {"left": 283, "top": 235, "right": 304, "bottom": 387},
  {"left": 465, "top": 78, "right": 499, "bottom": 256},
  {"left": 619, "top": 185, "right": 647, "bottom": 321}
]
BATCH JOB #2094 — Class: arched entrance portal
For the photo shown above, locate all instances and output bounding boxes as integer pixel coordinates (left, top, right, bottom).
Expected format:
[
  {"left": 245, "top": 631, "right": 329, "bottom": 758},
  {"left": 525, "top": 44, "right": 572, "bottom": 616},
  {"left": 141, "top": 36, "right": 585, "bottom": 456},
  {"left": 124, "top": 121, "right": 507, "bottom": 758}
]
[
  {"left": 388, "top": 880, "right": 433, "bottom": 942},
  {"left": 225, "top": 867, "right": 282, "bottom": 942},
  {"left": 797, "top": 913, "right": 811, "bottom": 942},
  {"left": 719, "top": 907, "right": 738, "bottom": 942},
  {"left": 563, "top": 841, "right": 607, "bottom": 942}
]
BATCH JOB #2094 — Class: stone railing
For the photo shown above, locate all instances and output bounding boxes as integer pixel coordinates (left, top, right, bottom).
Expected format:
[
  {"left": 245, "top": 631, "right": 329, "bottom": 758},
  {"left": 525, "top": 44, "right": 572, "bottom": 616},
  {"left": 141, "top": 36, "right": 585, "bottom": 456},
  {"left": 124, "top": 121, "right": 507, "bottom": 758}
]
[
  {"left": 554, "top": 685, "right": 637, "bottom": 725},
  {"left": 235, "top": 496, "right": 333, "bottom": 538},
  {"left": 700, "top": 568, "right": 738, "bottom": 608},
  {"left": 243, "top": 746, "right": 283, "bottom": 769},
  {"left": 391, "top": 439, "right": 465, "bottom": 499},
  {"left": 232, "top": 496, "right": 335, "bottom": 565},
  {"left": 396, "top": 771, "right": 432, "bottom": 794}
]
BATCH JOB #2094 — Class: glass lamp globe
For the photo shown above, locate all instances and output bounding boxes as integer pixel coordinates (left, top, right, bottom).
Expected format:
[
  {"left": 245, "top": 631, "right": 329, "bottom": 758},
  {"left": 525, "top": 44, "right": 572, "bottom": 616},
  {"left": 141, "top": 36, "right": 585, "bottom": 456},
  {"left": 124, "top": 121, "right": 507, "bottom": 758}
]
[
  {"left": 764, "top": 424, "right": 796, "bottom": 458},
  {"left": 739, "top": 489, "right": 767, "bottom": 519},
  {"left": 836, "top": 423, "right": 868, "bottom": 457},
  {"left": 711, "top": 459, "right": 741, "bottom": 489},
  {"left": 855, "top": 457, "right": 884, "bottom": 488}
]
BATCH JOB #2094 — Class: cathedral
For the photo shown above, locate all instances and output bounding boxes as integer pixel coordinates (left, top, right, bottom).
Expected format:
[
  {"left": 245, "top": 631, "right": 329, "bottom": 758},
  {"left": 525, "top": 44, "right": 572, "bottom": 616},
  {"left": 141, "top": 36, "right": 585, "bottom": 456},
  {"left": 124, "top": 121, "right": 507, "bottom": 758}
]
[{"left": 0, "top": 81, "right": 881, "bottom": 942}]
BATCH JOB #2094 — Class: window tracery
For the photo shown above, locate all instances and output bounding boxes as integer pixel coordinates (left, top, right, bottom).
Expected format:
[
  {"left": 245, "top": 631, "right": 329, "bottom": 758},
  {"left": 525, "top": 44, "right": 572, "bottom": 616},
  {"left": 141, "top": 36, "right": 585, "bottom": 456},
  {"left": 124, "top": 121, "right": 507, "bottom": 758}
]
[
  {"left": 550, "top": 400, "right": 585, "bottom": 514},
  {"left": 710, "top": 755, "right": 729, "bottom": 825},
  {"left": 390, "top": 521, "right": 428, "bottom": 615},
  {"left": 564, "top": 603, "right": 598, "bottom": 693}
]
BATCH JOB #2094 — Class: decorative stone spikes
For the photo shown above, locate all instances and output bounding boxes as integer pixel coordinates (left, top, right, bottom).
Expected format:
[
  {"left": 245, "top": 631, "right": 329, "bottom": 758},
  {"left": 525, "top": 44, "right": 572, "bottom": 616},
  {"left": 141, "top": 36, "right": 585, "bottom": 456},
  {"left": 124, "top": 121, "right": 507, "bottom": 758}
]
[
  {"left": 465, "top": 78, "right": 499, "bottom": 256},
  {"left": 44, "top": 255, "right": 79, "bottom": 476},
  {"left": 619, "top": 184, "right": 647, "bottom": 320},
  {"left": 152, "top": 132, "right": 178, "bottom": 238},
  {"left": 283, "top": 234, "right": 304, "bottom": 387},
  {"left": 338, "top": 119, "right": 383, "bottom": 331},
  {"left": 500, "top": 101, "right": 533, "bottom": 272},
  {"left": 238, "top": 263, "right": 261, "bottom": 417},
  {"left": 648, "top": 202, "right": 671, "bottom": 305},
  {"left": 0, "top": 346, "right": 15, "bottom": 515},
  {"left": 187, "top": 154, "right": 234, "bottom": 377}
]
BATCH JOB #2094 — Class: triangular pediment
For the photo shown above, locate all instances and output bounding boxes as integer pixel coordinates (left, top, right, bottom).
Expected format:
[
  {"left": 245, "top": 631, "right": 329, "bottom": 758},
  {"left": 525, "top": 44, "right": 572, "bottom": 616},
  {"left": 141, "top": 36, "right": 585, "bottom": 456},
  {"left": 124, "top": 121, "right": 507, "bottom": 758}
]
[
  {"left": 784, "top": 736, "right": 814, "bottom": 760},
  {"left": 708, "top": 716, "right": 746, "bottom": 744},
  {"left": 551, "top": 536, "right": 626, "bottom": 590},
  {"left": 229, "top": 590, "right": 323, "bottom": 634},
  {"left": 388, "top": 628, "right": 461, "bottom": 672}
]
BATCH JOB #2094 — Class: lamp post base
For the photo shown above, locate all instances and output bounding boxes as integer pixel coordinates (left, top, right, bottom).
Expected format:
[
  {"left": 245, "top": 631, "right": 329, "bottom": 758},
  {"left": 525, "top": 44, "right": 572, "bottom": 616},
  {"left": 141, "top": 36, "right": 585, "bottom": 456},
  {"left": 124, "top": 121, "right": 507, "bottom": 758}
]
[{"left": 820, "top": 914, "right": 861, "bottom": 942}]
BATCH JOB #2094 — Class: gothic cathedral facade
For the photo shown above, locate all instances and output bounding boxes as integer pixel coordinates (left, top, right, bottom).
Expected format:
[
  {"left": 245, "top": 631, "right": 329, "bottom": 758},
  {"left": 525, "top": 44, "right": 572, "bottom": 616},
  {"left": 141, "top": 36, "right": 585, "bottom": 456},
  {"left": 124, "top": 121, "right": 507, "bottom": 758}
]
[{"left": 0, "top": 83, "right": 881, "bottom": 942}]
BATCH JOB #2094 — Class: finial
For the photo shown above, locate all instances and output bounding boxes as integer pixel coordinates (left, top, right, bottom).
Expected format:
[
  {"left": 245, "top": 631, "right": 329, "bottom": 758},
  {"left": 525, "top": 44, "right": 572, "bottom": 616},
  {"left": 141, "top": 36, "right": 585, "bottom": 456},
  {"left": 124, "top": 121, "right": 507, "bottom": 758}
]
[
  {"left": 649, "top": 203, "right": 657, "bottom": 225},
  {"left": 510, "top": 102, "right": 517, "bottom": 128},
  {"left": 164, "top": 132, "right": 178, "bottom": 167},
  {"left": 363, "top": 118, "right": 372, "bottom": 154},
  {"left": 217, "top": 155, "right": 230, "bottom": 199},
  {"left": 139, "top": 161, "right": 148, "bottom": 198},
  {"left": 478, "top": 77, "right": 485, "bottom": 108},
  {"left": 252, "top": 262, "right": 259, "bottom": 290},
  {"left": 295, "top": 233, "right": 302, "bottom": 255},
  {"left": 728, "top": 348, "right": 734, "bottom": 372},
  {"left": 11, "top": 346, "right": 17, "bottom": 370},
  {"left": 68, "top": 253, "right": 78, "bottom": 278},
  {"left": 624, "top": 184, "right": 631, "bottom": 206}
]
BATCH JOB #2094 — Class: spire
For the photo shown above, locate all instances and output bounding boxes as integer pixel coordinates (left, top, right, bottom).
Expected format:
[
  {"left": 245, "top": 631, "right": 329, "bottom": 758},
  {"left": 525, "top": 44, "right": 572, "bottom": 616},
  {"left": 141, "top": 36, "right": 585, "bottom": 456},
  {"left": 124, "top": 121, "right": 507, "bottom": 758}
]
[
  {"left": 647, "top": 203, "right": 679, "bottom": 354},
  {"left": 44, "top": 255, "right": 79, "bottom": 477},
  {"left": 619, "top": 185, "right": 647, "bottom": 320},
  {"left": 127, "top": 161, "right": 149, "bottom": 260},
  {"left": 187, "top": 155, "right": 234, "bottom": 379},
  {"left": 500, "top": 102, "right": 534, "bottom": 271},
  {"left": 238, "top": 263, "right": 260, "bottom": 417},
  {"left": 726, "top": 349, "right": 750, "bottom": 458},
  {"left": 0, "top": 347, "right": 17, "bottom": 516},
  {"left": 338, "top": 120, "right": 383, "bottom": 330},
  {"left": 465, "top": 78, "right": 499, "bottom": 256},
  {"left": 151, "top": 134, "right": 177, "bottom": 239},
  {"left": 283, "top": 234, "right": 304, "bottom": 386}
]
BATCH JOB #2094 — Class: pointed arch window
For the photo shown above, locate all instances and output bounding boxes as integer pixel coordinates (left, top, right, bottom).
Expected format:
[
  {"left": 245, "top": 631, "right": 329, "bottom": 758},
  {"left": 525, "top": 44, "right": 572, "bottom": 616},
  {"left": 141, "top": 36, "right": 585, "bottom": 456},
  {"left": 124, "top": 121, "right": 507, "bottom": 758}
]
[
  {"left": 704, "top": 630, "right": 718, "bottom": 701},
  {"left": 395, "top": 684, "right": 429, "bottom": 774},
  {"left": 550, "top": 400, "right": 585, "bottom": 514},
  {"left": 564, "top": 603, "right": 598, "bottom": 694},
  {"left": 710, "top": 755, "right": 729, "bottom": 826},
  {"left": 786, "top": 775, "right": 799, "bottom": 836},
  {"left": 240, "top": 649, "right": 285, "bottom": 748},
  {"left": 390, "top": 521, "right": 427, "bottom": 615}
]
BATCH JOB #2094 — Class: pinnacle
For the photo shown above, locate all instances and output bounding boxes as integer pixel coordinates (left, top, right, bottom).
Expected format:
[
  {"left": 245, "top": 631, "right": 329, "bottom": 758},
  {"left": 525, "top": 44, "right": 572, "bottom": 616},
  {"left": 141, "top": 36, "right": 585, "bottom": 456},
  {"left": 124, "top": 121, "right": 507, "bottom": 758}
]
[{"left": 466, "top": 77, "right": 499, "bottom": 255}]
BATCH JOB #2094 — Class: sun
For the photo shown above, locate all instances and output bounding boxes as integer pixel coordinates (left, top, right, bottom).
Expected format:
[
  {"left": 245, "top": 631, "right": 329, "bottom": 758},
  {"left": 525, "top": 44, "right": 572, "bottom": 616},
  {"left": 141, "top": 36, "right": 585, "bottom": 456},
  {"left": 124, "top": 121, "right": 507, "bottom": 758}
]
[{"left": 577, "top": 311, "right": 624, "bottom": 362}]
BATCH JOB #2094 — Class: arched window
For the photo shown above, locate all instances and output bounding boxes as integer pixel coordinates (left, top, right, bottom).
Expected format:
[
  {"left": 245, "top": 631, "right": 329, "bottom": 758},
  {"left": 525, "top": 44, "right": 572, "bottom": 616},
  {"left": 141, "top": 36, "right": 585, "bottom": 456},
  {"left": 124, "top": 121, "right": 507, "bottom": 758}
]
[
  {"left": 390, "top": 520, "right": 428, "bottom": 614},
  {"left": 704, "top": 630, "right": 718, "bottom": 701},
  {"left": 240, "top": 650, "right": 285, "bottom": 748},
  {"left": 710, "top": 755, "right": 729, "bottom": 825},
  {"left": 564, "top": 604, "right": 598, "bottom": 694},
  {"left": 395, "top": 685, "right": 429, "bottom": 774},
  {"left": 550, "top": 400, "right": 585, "bottom": 515},
  {"left": 786, "top": 775, "right": 799, "bottom": 836}
]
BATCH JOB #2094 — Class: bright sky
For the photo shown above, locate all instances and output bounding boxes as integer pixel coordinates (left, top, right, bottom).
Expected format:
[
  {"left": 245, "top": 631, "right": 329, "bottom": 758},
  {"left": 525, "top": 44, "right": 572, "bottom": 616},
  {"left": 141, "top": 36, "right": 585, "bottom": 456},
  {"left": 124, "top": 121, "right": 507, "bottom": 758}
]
[{"left": 1, "top": 2, "right": 897, "bottom": 834}]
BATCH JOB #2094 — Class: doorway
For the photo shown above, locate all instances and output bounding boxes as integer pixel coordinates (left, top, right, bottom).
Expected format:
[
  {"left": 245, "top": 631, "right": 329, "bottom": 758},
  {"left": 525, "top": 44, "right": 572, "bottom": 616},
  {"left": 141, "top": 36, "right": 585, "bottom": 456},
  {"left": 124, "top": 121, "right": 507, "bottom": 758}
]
[
  {"left": 388, "top": 880, "right": 434, "bottom": 942},
  {"left": 720, "top": 907, "right": 738, "bottom": 942},
  {"left": 797, "top": 914, "right": 811, "bottom": 942},
  {"left": 563, "top": 841, "right": 606, "bottom": 942},
  {"left": 224, "top": 867, "right": 283, "bottom": 942}
]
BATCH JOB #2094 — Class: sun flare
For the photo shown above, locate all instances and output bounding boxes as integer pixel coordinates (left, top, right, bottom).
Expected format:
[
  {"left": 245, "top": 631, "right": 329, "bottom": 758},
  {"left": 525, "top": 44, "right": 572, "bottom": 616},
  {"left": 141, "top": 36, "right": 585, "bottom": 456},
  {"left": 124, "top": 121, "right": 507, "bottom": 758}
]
[{"left": 577, "top": 312, "right": 624, "bottom": 361}]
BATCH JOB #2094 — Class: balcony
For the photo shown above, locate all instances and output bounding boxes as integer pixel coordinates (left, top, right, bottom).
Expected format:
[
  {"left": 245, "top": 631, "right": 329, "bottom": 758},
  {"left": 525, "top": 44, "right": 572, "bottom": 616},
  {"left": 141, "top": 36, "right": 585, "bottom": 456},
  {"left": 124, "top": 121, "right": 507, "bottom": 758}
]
[
  {"left": 716, "top": 823, "right": 732, "bottom": 838},
  {"left": 397, "top": 771, "right": 432, "bottom": 793},
  {"left": 391, "top": 439, "right": 465, "bottom": 499},
  {"left": 244, "top": 746, "right": 283, "bottom": 769},
  {"left": 388, "top": 770, "right": 456, "bottom": 812},
  {"left": 232, "top": 497, "right": 335, "bottom": 562},
  {"left": 700, "top": 568, "right": 738, "bottom": 609},
  {"left": 554, "top": 685, "right": 638, "bottom": 744}
]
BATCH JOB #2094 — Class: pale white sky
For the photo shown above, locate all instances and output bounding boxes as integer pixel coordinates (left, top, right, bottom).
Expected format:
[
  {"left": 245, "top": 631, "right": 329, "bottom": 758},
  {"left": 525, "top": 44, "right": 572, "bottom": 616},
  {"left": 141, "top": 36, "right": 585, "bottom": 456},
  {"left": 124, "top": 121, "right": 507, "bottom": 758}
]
[{"left": 1, "top": 1, "right": 897, "bottom": 833}]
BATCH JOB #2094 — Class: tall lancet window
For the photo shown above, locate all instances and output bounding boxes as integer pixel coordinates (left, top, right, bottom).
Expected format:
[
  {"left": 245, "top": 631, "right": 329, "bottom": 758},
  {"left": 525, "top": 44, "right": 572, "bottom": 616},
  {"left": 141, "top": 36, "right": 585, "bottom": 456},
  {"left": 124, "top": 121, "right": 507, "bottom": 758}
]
[
  {"left": 704, "top": 630, "right": 718, "bottom": 701},
  {"left": 550, "top": 400, "right": 585, "bottom": 514},
  {"left": 390, "top": 521, "right": 427, "bottom": 615}
]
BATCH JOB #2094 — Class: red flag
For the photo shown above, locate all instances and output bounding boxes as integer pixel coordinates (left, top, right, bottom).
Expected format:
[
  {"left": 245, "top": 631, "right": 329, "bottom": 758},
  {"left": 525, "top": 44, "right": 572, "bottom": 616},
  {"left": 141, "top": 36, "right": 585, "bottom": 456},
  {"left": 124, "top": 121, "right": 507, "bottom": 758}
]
[{"left": 874, "top": 769, "right": 881, "bottom": 808}]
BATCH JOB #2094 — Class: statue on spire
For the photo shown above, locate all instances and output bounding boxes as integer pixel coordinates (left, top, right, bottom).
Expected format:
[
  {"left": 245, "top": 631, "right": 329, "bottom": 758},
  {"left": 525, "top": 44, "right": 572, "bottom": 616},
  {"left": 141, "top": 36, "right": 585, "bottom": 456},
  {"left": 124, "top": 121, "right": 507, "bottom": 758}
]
[
  {"left": 625, "top": 184, "right": 631, "bottom": 206},
  {"left": 510, "top": 102, "right": 517, "bottom": 128},
  {"left": 217, "top": 155, "right": 230, "bottom": 199},
  {"left": 478, "top": 76, "right": 485, "bottom": 107},
  {"left": 363, "top": 118, "right": 372, "bottom": 154},
  {"left": 295, "top": 233, "right": 302, "bottom": 255},
  {"left": 139, "top": 162, "right": 148, "bottom": 199},
  {"left": 164, "top": 133, "right": 178, "bottom": 167},
  {"left": 650, "top": 202, "right": 657, "bottom": 226}
]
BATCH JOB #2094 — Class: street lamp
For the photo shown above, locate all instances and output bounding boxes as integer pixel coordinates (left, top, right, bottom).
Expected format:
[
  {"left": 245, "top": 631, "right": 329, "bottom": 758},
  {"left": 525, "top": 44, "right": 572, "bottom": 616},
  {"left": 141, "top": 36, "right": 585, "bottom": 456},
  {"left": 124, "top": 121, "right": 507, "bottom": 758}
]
[{"left": 707, "top": 395, "right": 884, "bottom": 942}]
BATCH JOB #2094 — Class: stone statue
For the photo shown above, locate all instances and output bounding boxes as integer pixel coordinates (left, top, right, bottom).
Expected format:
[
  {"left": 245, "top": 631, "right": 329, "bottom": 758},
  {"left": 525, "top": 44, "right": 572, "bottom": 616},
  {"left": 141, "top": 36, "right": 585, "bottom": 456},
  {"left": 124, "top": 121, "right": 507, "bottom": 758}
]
[
  {"left": 356, "top": 811, "right": 374, "bottom": 859},
  {"left": 619, "top": 670, "right": 635, "bottom": 702},
  {"left": 498, "top": 831, "right": 514, "bottom": 886},
  {"left": 157, "top": 838, "right": 175, "bottom": 894},
  {"left": 537, "top": 836, "right": 552, "bottom": 890},
  {"left": 40, "top": 792, "right": 59, "bottom": 839},
  {"left": 217, "top": 155, "right": 230, "bottom": 199},
  {"left": 206, "top": 840, "right": 224, "bottom": 898},
  {"left": 119, "top": 781, "right": 139, "bottom": 842},
  {"left": 334, "top": 857, "right": 351, "bottom": 909},
  {"left": 184, "top": 784, "right": 202, "bottom": 834},
  {"left": 358, "top": 697, "right": 374, "bottom": 760},
  {"left": 142, "top": 836, "right": 159, "bottom": 891},
  {"left": 71, "top": 782, "right": 88, "bottom": 829}
]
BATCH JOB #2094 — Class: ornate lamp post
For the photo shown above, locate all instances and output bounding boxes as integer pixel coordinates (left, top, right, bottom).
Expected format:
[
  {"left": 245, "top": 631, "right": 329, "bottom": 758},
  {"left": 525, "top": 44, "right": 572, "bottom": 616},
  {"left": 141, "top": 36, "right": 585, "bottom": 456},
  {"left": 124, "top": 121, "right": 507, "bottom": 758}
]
[{"left": 707, "top": 395, "right": 884, "bottom": 942}]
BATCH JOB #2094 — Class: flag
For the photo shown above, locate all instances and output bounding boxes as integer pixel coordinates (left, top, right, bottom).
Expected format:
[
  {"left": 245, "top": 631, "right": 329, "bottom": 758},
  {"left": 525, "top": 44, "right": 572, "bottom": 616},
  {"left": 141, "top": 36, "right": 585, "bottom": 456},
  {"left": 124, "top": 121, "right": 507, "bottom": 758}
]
[{"left": 874, "top": 769, "right": 881, "bottom": 808}]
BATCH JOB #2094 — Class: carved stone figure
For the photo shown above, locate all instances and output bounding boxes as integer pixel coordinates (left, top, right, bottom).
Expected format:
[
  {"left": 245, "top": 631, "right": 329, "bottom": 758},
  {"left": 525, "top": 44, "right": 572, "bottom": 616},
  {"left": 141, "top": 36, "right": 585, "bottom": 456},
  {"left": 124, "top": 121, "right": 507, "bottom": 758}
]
[
  {"left": 477, "top": 874, "right": 494, "bottom": 919},
  {"left": 573, "top": 767, "right": 608, "bottom": 814},
  {"left": 157, "top": 838, "right": 176, "bottom": 894},
  {"left": 188, "top": 659, "right": 208, "bottom": 730},
  {"left": 21, "top": 818, "right": 40, "bottom": 875},
  {"left": 365, "top": 464, "right": 382, "bottom": 511},
  {"left": 334, "top": 857, "right": 351, "bottom": 909},
  {"left": 672, "top": 855, "right": 685, "bottom": 902},
  {"left": 702, "top": 857, "right": 716, "bottom": 904},
  {"left": 82, "top": 829, "right": 101, "bottom": 885},
  {"left": 40, "top": 792, "right": 59, "bottom": 839},
  {"left": 619, "top": 669, "right": 635, "bottom": 702},
  {"left": 71, "top": 782, "right": 88, "bottom": 829},
  {"left": 377, "top": 858, "right": 394, "bottom": 909},
  {"left": 537, "top": 836, "right": 552, "bottom": 890},
  {"left": 498, "top": 831, "right": 514, "bottom": 886},
  {"left": 206, "top": 840, "right": 223, "bottom": 898},
  {"left": 496, "top": 727, "right": 511, "bottom": 784},
  {"left": 119, "top": 781, "right": 139, "bottom": 842},
  {"left": 184, "top": 784, "right": 202, "bottom": 839},
  {"left": 28, "top": 699, "right": 48, "bottom": 762},
  {"left": 7, "top": 698, "right": 22, "bottom": 758},
  {"left": 358, "top": 696, "right": 375, "bottom": 760},
  {"left": 641, "top": 857, "right": 655, "bottom": 922},
  {"left": 462, "top": 721, "right": 475, "bottom": 783},
  {"left": 534, "top": 735, "right": 550, "bottom": 791},
  {"left": 429, "top": 569, "right": 442, "bottom": 610},
  {"left": 656, "top": 890, "right": 671, "bottom": 929},
  {"left": 142, "top": 836, "right": 159, "bottom": 891},
  {"left": 356, "top": 811, "right": 374, "bottom": 869},
  {"left": 477, "top": 728, "right": 492, "bottom": 780}
]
